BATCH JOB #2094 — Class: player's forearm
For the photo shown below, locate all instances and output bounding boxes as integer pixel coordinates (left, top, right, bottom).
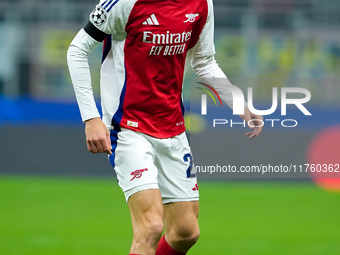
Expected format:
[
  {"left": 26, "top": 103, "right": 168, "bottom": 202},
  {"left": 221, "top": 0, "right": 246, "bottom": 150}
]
[
  {"left": 192, "top": 55, "right": 247, "bottom": 109},
  {"left": 67, "top": 29, "right": 101, "bottom": 122}
]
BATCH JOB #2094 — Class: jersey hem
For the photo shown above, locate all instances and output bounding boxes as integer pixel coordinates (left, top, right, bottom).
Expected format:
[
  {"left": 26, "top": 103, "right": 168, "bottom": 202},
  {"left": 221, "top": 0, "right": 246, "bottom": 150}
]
[{"left": 119, "top": 125, "right": 186, "bottom": 139}]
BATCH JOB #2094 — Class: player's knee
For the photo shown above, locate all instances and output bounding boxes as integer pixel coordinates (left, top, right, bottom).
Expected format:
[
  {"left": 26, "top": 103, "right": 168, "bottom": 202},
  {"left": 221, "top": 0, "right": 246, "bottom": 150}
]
[
  {"left": 147, "top": 219, "right": 164, "bottom": 240},
  {"left": 172, "top": 224, "right": 200, "bottom": 247},
  {"left": 191, "top": 228, "right": 200, "bottom": 244},
  {"left": 182, "top": 227, "right": 200, "bottom": 246},
  {"left": 133, "top": 218, "right": 163, "bottom": 251},
  {"left": 139, "top": 216, "right": 164, "bottom": 242}
]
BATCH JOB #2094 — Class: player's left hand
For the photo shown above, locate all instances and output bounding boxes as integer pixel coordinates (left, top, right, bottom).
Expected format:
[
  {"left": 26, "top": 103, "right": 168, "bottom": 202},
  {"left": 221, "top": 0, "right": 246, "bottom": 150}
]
[{"left": 239, "top": 107, "right": 263, "bottom": 139}]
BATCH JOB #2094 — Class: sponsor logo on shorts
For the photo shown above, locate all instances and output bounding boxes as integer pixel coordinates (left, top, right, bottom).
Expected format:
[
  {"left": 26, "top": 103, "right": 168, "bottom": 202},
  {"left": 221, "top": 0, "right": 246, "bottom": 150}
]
[
  {"left": 130, "top": 168, "right": 148, "bottom": 181},
  {"left": 192, "top": 183, "right": 199, "bottom": 191}
]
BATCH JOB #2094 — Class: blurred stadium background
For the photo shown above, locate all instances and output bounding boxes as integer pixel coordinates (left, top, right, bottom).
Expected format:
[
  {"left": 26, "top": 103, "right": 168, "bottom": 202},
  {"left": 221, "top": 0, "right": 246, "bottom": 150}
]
[{"left": 1, "top": 0, "right": 340, "bottom": 254}]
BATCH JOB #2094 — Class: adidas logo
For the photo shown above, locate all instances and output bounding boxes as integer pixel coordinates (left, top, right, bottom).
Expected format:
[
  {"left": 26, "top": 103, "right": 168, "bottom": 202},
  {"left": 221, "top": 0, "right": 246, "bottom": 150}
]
[{"left": 143, "top": 14, "right": 160, "bottom": 26}]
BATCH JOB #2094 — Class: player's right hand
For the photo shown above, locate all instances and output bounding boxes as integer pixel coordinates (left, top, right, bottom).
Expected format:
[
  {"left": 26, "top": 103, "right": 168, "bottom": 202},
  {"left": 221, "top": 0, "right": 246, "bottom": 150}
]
[{"left": 85, "top": 117, "right": 112, "bottom": 155}]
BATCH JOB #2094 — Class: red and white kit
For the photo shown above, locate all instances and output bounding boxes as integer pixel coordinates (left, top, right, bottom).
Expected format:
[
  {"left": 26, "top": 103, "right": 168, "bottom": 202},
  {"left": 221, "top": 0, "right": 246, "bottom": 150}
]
[{"left": 67, "top": 0, "right": 243, "bottom": 201}]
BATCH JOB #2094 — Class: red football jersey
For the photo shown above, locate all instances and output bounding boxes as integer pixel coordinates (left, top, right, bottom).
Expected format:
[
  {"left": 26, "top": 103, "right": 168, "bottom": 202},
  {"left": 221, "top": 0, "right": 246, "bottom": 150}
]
[{"left": 88, "top": 0, "right": 215, "bottom": 138}]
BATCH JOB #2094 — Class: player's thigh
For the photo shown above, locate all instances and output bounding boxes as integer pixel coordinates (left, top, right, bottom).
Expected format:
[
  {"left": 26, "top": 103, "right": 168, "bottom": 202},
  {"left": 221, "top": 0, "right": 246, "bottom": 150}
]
[
  {"left": 163, "top": 201, "right": 199, "bottom": 237},
  {"left": 110, "top": 128, "right": 159, "bottom": 201},
  {"left": 128, "top": 189, "right": 164, "bottom": 235}
]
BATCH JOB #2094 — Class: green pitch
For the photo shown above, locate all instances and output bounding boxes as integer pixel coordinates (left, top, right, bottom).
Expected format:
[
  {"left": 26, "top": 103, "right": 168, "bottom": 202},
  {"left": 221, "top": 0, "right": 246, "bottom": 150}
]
[{"left": 1, "top": 176, "right": 340, "bottom": 255}]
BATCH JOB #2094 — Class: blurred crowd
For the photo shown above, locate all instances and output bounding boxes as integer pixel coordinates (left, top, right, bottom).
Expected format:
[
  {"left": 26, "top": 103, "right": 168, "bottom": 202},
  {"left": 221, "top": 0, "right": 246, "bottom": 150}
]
[{"left": 0, "top": 0, "right": 339, "bottom": 101}]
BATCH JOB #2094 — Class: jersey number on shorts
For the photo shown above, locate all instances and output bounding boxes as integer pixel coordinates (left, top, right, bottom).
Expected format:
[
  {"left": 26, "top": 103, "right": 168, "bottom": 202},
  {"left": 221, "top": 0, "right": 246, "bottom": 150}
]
[{"left": 184, "top": 153, "right": 196, "bottom": 178}]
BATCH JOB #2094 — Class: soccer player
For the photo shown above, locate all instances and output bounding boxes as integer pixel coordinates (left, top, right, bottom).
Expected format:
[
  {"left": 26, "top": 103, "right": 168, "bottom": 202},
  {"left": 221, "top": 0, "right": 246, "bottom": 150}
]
[{"left": 67, "top": 0, "right": 263, "bottom": 254}]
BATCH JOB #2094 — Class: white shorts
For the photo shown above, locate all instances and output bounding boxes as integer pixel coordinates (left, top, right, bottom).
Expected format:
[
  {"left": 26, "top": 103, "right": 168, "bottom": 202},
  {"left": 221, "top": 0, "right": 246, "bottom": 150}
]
[{"left": 108, "top": 128, "right": 199, "bottom": 203}]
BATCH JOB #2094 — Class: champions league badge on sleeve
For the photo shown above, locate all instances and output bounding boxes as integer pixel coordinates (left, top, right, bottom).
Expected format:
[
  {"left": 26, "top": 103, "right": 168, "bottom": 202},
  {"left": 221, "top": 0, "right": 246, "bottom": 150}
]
[{"left": 90, "top": 6, "right": 107, "bottom": 25}]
